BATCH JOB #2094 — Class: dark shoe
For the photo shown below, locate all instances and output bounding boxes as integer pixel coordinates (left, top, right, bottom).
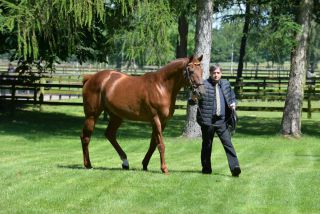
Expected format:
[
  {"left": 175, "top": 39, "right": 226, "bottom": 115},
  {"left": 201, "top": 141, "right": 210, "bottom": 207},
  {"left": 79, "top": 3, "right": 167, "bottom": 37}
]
[
  {"left": 231, "top": 166, "right": 241, "bottom": 177},
  {"left": 202, "top": 168, "right": 212, "bottom": 174}
]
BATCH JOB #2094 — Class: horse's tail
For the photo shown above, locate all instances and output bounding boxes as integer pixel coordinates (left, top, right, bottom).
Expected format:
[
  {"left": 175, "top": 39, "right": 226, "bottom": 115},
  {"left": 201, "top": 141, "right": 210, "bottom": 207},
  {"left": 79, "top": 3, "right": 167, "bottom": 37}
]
[{"left": 82, "top": 74, "right": 93, "bottom": 85}]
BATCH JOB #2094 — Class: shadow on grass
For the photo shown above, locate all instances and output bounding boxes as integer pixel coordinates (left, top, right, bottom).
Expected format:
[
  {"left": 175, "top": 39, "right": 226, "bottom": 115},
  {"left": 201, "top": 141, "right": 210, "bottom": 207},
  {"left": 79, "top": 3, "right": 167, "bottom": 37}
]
[
  {"left": 1, "top": 109, "right": 319, "bottom": 140},
  {"left": 235, "top": 116, "right": 320, "bottom": 137},
  {"left": 57, "top": 164, "right": 230, "bottom": 176}
]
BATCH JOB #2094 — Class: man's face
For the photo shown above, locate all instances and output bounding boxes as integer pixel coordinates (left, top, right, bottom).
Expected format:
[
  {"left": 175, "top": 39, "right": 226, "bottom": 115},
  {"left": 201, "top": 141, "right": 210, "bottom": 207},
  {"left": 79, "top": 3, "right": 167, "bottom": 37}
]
[{"left": 210, "top": 68, "right": 222, "bottom": 83}]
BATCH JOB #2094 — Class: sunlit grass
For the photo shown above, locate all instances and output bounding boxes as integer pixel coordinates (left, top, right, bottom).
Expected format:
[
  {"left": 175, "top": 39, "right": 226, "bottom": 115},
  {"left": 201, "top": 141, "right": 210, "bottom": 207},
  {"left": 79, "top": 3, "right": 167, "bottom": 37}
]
[{"left": 0, "top": 105, "right": 319, "bottom": 213}]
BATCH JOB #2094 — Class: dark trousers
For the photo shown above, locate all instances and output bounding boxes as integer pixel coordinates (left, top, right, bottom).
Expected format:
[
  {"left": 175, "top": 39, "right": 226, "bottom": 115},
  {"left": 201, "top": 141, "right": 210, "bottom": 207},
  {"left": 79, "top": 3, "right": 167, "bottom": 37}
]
[{"left": 201, "top": 123, "right": 240, "bottom": 172}]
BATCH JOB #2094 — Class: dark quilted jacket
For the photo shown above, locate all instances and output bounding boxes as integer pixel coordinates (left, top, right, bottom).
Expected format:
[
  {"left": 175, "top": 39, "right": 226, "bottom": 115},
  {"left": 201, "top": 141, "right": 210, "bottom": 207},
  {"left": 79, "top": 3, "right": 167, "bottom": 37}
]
[{"left": 196, "top": 78, "right": 236, "bottom": 126}]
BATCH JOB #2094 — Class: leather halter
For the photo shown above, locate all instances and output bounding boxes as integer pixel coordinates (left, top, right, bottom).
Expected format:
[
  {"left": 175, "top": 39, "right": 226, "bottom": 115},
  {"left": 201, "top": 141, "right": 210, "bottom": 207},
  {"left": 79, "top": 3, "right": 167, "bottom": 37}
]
[{"left": 184, "top": 62, "right": 204, "bottom": 94}]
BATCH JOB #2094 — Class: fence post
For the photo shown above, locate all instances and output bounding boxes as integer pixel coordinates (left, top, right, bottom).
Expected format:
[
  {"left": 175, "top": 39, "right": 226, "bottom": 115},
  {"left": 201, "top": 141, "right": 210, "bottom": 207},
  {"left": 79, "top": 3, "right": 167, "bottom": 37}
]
[
  {"left": 307, "top": 84, "right": 314, "bottom": 119},
  {"left": 11, "top": 81, "right": 16, "bottom": 115},
  {"left": 33, "top": 83, "right": 37, "bottom": 107},
  {"left": 263, "top": 79, "right": 266, "bottom": 101},
  {"left": 39, "top": 78, "right": 45, "bottom": 112}
]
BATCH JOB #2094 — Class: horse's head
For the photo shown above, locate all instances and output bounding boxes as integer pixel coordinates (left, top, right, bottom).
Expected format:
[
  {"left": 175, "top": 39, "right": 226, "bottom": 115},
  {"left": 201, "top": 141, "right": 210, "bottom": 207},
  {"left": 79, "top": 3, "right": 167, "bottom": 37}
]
[{"left": 184, "top": 55, "right": 206, "bottom": 99}]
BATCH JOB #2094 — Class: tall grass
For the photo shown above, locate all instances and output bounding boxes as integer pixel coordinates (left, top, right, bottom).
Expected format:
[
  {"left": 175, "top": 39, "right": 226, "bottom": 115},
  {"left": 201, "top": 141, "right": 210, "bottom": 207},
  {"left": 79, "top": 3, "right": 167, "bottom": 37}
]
[{"left": 0, "top": 105, "right": 319, "bottom": 213}]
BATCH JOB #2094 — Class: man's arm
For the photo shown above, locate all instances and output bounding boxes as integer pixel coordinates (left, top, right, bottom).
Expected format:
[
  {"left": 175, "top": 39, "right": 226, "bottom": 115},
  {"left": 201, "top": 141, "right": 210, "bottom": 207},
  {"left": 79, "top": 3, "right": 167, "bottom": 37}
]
[{"left": 229, "top": 82, "right": 237, "bottom": 110}]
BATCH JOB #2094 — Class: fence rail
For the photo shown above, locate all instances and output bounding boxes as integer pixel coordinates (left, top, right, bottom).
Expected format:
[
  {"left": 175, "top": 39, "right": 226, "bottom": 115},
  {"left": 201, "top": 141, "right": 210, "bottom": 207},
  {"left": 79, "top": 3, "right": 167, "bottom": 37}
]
[{"left": 1, "top": 72, "right": 320, "bottom": 117}]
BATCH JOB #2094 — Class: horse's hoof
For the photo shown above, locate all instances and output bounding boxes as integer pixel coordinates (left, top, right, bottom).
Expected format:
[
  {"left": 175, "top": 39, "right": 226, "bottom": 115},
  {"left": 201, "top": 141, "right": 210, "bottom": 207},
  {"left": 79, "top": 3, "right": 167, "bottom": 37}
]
[
  {"left": 83, "top": 163, "right": 92, "bottom": 169},
  {"left": 143, "top": 166, "right": 148, "bottom": 171},
  {"left": 122, "top": 164, "right": 129, "bottom": 170},
  {"left": 161, "top": 167, "right": 168, "bottom": 174}
]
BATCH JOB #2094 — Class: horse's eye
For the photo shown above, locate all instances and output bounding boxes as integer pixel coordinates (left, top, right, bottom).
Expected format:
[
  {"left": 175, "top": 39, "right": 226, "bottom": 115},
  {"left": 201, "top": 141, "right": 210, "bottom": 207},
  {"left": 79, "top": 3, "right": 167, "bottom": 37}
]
[{"left": 188, "top": 67, "right": 194, "bottom": 74}]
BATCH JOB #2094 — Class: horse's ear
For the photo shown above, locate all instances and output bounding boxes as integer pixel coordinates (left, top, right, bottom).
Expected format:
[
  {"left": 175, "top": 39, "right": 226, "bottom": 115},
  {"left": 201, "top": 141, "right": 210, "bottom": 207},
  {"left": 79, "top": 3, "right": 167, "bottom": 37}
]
[
  {"left": 198, "top": 55, "right": 203, "bottom": 62},
  {"left": 188, "top": 55, "right": 194, "bottom": 62}
]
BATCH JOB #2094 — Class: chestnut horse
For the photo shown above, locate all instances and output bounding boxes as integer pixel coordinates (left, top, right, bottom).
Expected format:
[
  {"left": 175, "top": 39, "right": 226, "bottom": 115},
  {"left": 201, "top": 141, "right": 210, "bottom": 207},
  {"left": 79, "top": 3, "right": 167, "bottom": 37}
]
[{"left": 80, "top": 55, "right": 205, "bottom": 174}]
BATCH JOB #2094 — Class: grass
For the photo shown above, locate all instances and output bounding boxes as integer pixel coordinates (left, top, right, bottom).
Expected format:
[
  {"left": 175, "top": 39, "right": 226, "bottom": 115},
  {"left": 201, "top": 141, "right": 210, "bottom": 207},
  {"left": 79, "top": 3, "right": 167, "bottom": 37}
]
[{"left": 0, "top": 105, "right": 320, "bottom": 213}]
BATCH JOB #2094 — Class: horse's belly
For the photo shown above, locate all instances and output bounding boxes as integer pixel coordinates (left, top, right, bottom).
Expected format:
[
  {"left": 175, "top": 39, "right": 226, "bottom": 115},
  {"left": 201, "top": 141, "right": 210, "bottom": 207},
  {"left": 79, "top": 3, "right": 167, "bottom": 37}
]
[
  {"left": 106, "top": 101, "right": 151, "bottom": 122},
  {"left": 101, "top": 75, "right": 171, "bottom": 122}
]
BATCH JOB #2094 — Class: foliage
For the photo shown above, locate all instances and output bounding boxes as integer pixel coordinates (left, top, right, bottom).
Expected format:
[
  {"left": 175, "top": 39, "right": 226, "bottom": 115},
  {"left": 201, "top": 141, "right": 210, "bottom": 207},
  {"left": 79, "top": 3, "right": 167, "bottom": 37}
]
[
  {"left": 0, "top": 0, "right": 318, "bottom": 69},
  {"left": 211, "top": 0, "right": 303, "bottom": 66},
  {"left": 0, "top": 0, "right": 106, "bottom": 61},
  {"left": 308, "top": 22, "right": 320, "bottom": 71},
  {"left": 255, "top": 15, "right": 300, "bottom": 65},
  {"left": 111, "top": 0, "right": 176, "bottom": 65},
  {"left": 0, "top": 0, "right": 179, "bottom": 67},
  {"left": 212, "top": 22, "right": 242, "bottom": 63}
]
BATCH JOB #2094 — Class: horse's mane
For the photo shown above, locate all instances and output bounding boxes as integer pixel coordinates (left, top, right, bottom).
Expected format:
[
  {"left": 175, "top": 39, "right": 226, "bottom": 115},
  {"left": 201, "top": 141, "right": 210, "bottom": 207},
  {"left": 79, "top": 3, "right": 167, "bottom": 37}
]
[
  {"left": 157, "top": 58, "right": 188, "bottom": 73},
  {"left": 141, "top": 58, "right": 188, "bottom": 78}
]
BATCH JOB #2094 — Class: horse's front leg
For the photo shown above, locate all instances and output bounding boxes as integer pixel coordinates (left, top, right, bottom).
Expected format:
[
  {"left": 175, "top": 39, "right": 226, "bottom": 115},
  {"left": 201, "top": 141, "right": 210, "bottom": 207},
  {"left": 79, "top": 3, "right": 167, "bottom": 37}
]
[
  {"left": 142, "top": 123, "right": 167, "bottom": 171},
  {"left": 152, "top": 117, "right": 168, "bottom": 174}
]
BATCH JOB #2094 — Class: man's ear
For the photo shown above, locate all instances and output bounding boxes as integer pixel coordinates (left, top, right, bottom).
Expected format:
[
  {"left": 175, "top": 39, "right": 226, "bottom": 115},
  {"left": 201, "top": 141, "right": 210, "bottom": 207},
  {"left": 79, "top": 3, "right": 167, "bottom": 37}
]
[{"left": 198, "top": 55, "right": 203, "bottom": 62}]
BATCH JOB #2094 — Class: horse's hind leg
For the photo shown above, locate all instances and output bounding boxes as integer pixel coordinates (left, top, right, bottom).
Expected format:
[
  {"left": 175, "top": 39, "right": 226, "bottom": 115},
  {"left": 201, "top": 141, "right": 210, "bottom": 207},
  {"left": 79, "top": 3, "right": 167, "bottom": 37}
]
[
  {"left": 80, "top": 116, "right": 97, "bottom": 169},
  {"left": 142, "top": 133, "right": 157, "bottom": 171},
  {"left": 105, "top": 115, "right": 129, "bottom": 169}
]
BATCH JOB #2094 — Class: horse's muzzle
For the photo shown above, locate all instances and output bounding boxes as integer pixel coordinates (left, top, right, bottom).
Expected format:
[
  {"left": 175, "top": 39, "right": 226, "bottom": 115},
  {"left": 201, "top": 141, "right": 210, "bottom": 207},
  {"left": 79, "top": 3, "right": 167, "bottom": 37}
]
[{"left": 193, "top": 84, "right": 205, "bottom": 100}]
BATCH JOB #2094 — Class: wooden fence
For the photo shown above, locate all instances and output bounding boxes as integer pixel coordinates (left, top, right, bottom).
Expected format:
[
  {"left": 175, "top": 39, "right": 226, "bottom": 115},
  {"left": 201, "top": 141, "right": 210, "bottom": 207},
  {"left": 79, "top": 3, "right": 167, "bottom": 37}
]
[{"left": 1, "top": 71, "right": 320, "bottom": 117}]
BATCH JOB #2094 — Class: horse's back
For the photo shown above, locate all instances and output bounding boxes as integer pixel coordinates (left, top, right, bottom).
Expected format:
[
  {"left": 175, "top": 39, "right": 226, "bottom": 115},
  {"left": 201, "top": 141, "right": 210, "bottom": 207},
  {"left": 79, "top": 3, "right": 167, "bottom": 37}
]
[{"left": 82, "top": 70, "right": 149, "bottom": 119}]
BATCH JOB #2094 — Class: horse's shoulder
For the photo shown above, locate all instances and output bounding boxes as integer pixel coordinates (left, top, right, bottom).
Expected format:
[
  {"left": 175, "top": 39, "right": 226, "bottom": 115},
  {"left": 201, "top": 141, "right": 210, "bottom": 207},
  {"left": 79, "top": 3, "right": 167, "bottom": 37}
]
[
  {"left": 142, "top": 71, "right": 156, "bottom": 77},
  {"left": 140, "top": 71, "right": 159, "bottom": 81},
  {"left": 96, "top": 69, "right": 131, "bottom": 79}
]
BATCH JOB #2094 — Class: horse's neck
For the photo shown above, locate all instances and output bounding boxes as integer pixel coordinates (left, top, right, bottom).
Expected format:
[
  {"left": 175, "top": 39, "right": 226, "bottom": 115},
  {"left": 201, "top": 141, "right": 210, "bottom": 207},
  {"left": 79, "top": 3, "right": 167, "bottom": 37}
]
[
  {"left": 158, "top": 65, "right": 186, "bottom": 96},
  {"left": 159, "top": 59, "right": 188, "bottom": 90}
]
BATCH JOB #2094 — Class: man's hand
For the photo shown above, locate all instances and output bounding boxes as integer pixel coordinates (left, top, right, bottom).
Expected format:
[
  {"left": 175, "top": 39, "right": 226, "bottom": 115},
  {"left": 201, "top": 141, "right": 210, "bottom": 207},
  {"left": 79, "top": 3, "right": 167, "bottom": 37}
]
[{"left": 229, "top": 103, "right": 236, "bottom": 110}]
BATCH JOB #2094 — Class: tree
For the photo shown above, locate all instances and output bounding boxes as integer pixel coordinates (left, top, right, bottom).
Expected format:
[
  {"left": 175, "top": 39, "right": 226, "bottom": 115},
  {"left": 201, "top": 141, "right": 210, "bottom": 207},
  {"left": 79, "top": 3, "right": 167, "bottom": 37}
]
[
  {"left": 235, "top": 1, "right": 251, "bottom": 85},
  {"left": 0, "top": 0, "right": 177, "bottom": 67},
  {"left": 0, "top": 0, "right": 106, "bottom": 62},
  {"left": 211, "top": 22, "right": 242, "bottom": 64},
  {"left": 169, "top": 0, "right": 195, "bottom": 58},
  {"left": 281, "top": 0, "right": 314, "bottom": 137},
  {"left": 182, "top": 0, "right": 213, "bottom": 137},
  {"left": 308, "top": 22, "right": 320, "bottom": 73},
  {"left": 112, "top": 1, "right": 176, "bottom": 66},
  {"left": 176, "top": 14, "right": 189, "bottom": 58}
]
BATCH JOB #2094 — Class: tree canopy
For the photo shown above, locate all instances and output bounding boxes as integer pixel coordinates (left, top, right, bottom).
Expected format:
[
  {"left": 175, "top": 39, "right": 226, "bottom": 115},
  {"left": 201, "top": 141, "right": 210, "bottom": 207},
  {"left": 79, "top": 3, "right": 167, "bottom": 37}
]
[
  {"left": 0, "top": 0, "right": 319, "bottom": 72},
  {"left": 0, "top": 0, "right": 176, "bottom": 66}
]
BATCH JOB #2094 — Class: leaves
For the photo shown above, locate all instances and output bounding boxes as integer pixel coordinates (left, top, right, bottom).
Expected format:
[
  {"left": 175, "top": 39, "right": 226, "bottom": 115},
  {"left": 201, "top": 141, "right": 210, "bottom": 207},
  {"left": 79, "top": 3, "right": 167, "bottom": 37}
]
[
  {"left": 0, "top": 0, "right": 105, "bottom": 60},
  {"left": 112, "top": 0, "right": 176, "bottom": 65}
]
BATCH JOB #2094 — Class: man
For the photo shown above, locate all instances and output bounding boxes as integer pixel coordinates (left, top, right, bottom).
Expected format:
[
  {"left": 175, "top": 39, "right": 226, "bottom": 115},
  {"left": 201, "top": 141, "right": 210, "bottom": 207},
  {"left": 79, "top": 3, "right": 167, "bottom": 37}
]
[{"left": 189, "top": 64, "right": 241, "bottom": 177}]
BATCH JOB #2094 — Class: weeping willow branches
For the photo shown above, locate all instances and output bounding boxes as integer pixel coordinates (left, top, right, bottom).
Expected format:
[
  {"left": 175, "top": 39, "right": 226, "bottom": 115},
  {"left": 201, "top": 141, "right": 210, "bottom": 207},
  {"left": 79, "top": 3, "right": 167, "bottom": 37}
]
[
  {"left": 0, "top": 0, "right": 175, "bottom": 65},
  {"left": 113, "top": 0, "right": 175, "bottom": 65},
  {"left": 0, "top": 0, "right": 106, "bottom": 59}
]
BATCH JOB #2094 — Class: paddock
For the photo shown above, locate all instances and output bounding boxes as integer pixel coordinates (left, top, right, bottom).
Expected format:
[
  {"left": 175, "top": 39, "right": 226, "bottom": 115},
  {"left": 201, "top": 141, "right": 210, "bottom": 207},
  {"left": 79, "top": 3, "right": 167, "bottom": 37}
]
[{"left": 0, "top": 105, "right": 319, "bottom": 213}]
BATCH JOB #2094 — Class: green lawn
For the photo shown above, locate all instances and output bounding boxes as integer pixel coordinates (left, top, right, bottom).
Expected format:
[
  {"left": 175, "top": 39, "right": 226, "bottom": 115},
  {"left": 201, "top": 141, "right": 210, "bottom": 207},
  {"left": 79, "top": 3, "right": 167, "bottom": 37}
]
[{"left": 0, "top": 105, "right": 319, "bottom": 213}]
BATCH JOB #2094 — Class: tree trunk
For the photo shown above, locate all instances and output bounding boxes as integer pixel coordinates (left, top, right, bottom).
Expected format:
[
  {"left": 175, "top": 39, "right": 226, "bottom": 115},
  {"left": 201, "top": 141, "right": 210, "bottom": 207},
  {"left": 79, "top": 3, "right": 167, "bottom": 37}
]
[
  {"left": 176, "top": 14, "right": 188, "bottom": 58},
  {"left": 182, "top": 0, "right": 212, "bottom": 138},
  {"left": 235, "top": 2, "right": 251, "bottom": 96},
  {"left": 281, "top": 0, "right": 313, "bottom": 138},
  {"left": 194, "top": 0, "right": 213, "bottom": 79}
]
